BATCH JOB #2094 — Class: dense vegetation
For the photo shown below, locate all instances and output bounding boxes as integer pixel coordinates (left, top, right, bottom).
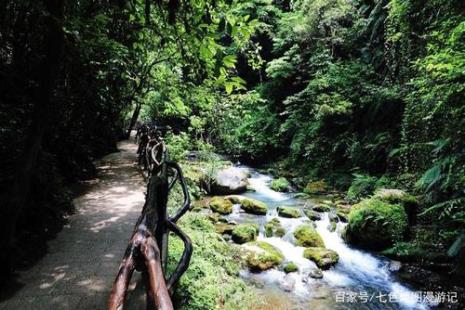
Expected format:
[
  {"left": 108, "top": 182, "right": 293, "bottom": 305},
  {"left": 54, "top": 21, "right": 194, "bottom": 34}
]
[{"left": 1, "top": 0, "right": 464, "bottom": 307}]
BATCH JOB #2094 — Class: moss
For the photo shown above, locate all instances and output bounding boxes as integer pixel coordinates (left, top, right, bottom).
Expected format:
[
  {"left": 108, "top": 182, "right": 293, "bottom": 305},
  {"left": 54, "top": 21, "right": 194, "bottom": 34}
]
[
  {"left": 336, "top": 210, "right": 348, "bottom": 222},
  {"left": 264, "top": 218, "right": 286, "bottom": 237},
  {"left": 304, "top": 180, "right": 328, "bottom": 195},
  {"left": 209, "top": 196, "right": 233, "bottom": 214},
  {"left": 232, "top": 223, "right": 259, "bottom": 244},
  {"left": 303, "top": 247, "right": 339, "bottom": 270},
  {"left": 293, "top": 224, "right": 325, "bottom": 247},
  {"left": 303, "top": 209, "right": 321, "bottom": 221},
  {"left": 243, "top": 241, "right": 284, "bottom": 271},
  {"left": 215, "top": 223, "right": 236, "bottom": 235},
  {"left": 270, "top": 177, "right": 290, "bottom": 192},
  {"left": 240, "top": 198, "right": 268, "bottom": 215},
  {"left": 168, "top": 213, "right": 257, "bottom": 309},
  {"left": 225, "top": 195, "right": 244, "bottom": 204},
  {"left": 312, "top": 204, "right": 332, "bottom": 212},
  {"left": 345, "top": 198, "right": 408, "bottom": 250},
  {"left": 283, "top": 262, "right": 298, "bottom": 273},
  {"left": 277, "top": 206, "right": 301, "bottom": 218}
]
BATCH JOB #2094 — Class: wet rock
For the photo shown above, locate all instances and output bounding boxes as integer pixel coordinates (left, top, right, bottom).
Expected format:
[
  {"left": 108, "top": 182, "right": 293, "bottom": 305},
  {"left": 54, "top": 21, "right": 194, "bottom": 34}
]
[
  {"left": 283, "top": 262, "right": 299, "bottom": 273},
  {"left": 336, "top": 210, "right": 348, "bottom": 222},
  {"left": 304, "top": 180, "right": 328, "bottom": 195},
  {"left": 243, "top": 241, "right": 284, "bottom": 271},
  {"left": 304, "top": 209, "right": 321, "bottom": 221},
  {"left": 277, "top": 206, "right": 301, "bottom": 218},
  {"left": 280, "top": 274, "right": 296, "bottom": 291},
  {"left": 215, "top": 223, "right": 236, "bottom": 235},
  {"left": 303, "top": 247, "right": 339, "bottom": 270},
  {"left": 312, "top": 204, "right": 332, "bottom": 213},
  {"left": 293, "top": 225, "right": 325, "bottom": 247},
  {"left": 308, "top": 268, "right": 323, "bottom": 279},
  {"left": 209, "top": 196, "right": 233, "bottom": 215},
  {"left": 264, "top": 218, "right": 286, "bottom": 237},
  {"left": 388, "top": 260, "right": 402, "bottom": 272},
  {"left": 225, "top": 194, "right": 245, "bottom": 204},
  {"left": 240, "top": 198, "right": 268, "bottom": 215},
  {"left": 232, "top": 223, "right": 259, "bottom": 244},
  {"left": 203, "top": 167, "right": 248, "bottom": 195},
  {"left": 208, "top": 212, "right": 220, "bottom": 223}
]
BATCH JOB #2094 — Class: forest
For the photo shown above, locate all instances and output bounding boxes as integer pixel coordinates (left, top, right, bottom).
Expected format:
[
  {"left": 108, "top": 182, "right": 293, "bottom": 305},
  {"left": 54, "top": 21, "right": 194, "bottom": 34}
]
[{"left": 0, "top": 0, "right": 464, "bottom": 309}]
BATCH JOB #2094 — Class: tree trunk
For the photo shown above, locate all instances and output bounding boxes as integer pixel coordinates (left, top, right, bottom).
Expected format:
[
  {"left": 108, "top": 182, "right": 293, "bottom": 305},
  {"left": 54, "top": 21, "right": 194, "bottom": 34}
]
[
  {"left": 126, "top": 101, "right": 142, "bottom": 139},
  {"left": 0, "top": 0, "right": 65, "bottom": 282}
]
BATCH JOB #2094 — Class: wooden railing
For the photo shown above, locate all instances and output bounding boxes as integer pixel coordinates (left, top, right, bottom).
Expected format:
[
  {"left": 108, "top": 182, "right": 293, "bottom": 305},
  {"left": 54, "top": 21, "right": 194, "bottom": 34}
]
[{"left": 109, "top": 129, "right": 192, "bottom": 309}]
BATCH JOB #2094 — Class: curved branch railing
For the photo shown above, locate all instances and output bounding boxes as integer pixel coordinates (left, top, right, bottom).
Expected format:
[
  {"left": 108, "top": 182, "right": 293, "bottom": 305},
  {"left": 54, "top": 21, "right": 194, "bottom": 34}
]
[{"left": 109, "top": 129, "right": 192, "bottom": 310}]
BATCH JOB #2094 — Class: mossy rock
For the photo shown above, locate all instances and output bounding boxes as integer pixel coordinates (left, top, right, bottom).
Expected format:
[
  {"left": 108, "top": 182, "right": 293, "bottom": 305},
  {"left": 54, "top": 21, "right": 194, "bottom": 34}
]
[
  {"left": 243, "top": 241, "right": 284, "bottom": 271},
  {"left": 283, "top": 262, "right": 299, "bottom": 273},
  {"left": 232, "top": 223, "right": 259, "bottom": 244},
  {"left": 303, "top": 247, "right": 339, "bottom": 270},
  {"left": 304, "top": 180, "right": 328, "bottom": 195},
  {"left": 225, "top": 195, "right": 245, "bottom": 204},
  {"left": 277, "top": 206, "right": 301, "bottom": 218},
  {"left": 208, "top": 212, "right": 220, "bottom": 223},
  {"left": 240, "top": 198, "right": 268, "bottom": 215},
  {"left": 303, "top": 209, "right": 321, "bottom": 221},
  {"left": 270, "top": 177, "right": 290, "bottom": 192},
  {"left": 344, "top": 198, "right": 408, "bottom": 250},
  {"left": 336, "top": 210, "right": 348, "bottom": 222},
  {"left": 293, "top": 225, "right": 325, "bottom": 247},
  {"left": 381, "top": 242, "right": 430, "bottom": 262},
  {"left": 312, "top": 204, "right": 332, "bottom": 213},
  {"left": 215, "top": 223, "right": 236, "bottom": 235},
  {"left": 264, "top": 218, "right": 286, "bottom": 237},
  {"left": 209, "top": 196, "right": 233, "bottom": 215},
  {"left": 373, "top": 189, "right": 418, "bottom": 224}
]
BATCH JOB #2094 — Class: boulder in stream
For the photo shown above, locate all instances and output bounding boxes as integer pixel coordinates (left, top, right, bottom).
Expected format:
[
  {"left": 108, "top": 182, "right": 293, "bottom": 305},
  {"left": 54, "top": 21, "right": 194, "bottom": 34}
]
[
  {"left": 293, "top": 224, "right": 325, "bottom": 247},
  {"left": 344, "top": 197, "right": 408, "bottom": 250},
  {"left": 240, "top": 198, "right": 268, "bottom": 215},
  {"left": 264, "top": 218, "right": 286, "bottom": 237},
  {"left": 232, "top": 223, "right": 259, "bottom": 244},
  {"left": 215, "top": 223, "right": 236, "bottom": 235},
  {"left": 307, "top": 268, "right": 323, "bottom": 279},
  {"left": 283, "top": 262, "right": 299, "bottom": 273},
  {"left": 270, "top": 177, "right": 290, "bottom": 192},
  {"left": 209, "top": 196, "right": 233, "bottom": 215},
  {"left": 243, "top": 241, "right": 284, "bottom": 271},
  {"left": 303, "top": 247, "right": 339, "bottom": 270},
  {"left": 312, "top": 204, "right": 332, "bottom": 213},
  {"left": 303, "top": 209, "right": 321, "bottom": 221},
  {"left": 203, "top": 167, "right": 249, "bottom": 195},
  {"left": 277, "top": 206, "right": 301, "bottom": 218}
]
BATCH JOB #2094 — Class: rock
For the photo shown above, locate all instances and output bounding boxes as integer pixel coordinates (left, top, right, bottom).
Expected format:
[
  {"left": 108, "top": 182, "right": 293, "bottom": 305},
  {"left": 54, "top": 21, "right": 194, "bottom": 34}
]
[
  {"left": 303, "top": 247, "right": 339, "bottom": 270},
  {"left": 277, "top": 206, "right": 301, "bottom": 218},
  {"left": 336, "top": 210, "right": 348, "bottom": 222},
  {"left": 243, "top": 241, "right": 284, "bottom": 271},
  {"left": 308, "top": 268, "right": 323, "bottom": 279},
  {"left": 304, "top": 180, "right": 328, "bottom": 195},
  {"left": 215, "top": 223, "right": 236, "bottom": 235},
  {"left": 328, "top": 221, "right": 337, "bottom": 232},
  {"left": 203, "top": 167, "right": 249, "bottom": 195},
  {"left": 240, "top": 198, "right": 268, "bottom": 215},
  {"left": 293, "top": 225, "right": 325, "bottom": 247},
  {"left": 283, "top": 262, "right": 299, "bottom": 273},
  {"left": 280, "top": 274, "right": 296, "bottom": 291},
  {"left": 209, "top": 196, "right": 233, "bottom": 215},
  {"left": 270, "top": 177, "right": 290, "bottom": 192},
  {"left": 373, "top": 188, "right": 418, "bottom": 225},
  {"left": 264, "top": 218, "right": 286, "bottom": 237},
  {"left": 208, "top": 212, "right": 220, "bottom": 223},
  {"left": 232, "top": 223, "right": 259, "bottom": 244},
  {"left": 388, "top": 260, "right": 402, "bottom": 272},
  {"left": 225, "top": 195, "right": 245, "bottom": 204},
  {"left": 303, "top": 209, "right": 321, "bottom": 221},
  {"left": 312, "top": 204, "right": 332, "bottom": 212},
  {"left": 344, "top": 198, "right": 408, "bottom": 250}
]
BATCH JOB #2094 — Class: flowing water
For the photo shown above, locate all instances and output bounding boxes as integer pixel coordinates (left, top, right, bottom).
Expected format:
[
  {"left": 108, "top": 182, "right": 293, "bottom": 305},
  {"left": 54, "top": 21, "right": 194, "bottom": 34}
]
[{"left": 225, "top": 168, "right": 428, "bottom": 310}]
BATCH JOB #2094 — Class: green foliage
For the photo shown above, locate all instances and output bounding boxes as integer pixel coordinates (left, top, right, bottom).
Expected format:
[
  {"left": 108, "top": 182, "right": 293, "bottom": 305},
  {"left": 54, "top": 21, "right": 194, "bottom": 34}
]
[{"left": 270, "top": 177, "right": 290, "bottom": 192}]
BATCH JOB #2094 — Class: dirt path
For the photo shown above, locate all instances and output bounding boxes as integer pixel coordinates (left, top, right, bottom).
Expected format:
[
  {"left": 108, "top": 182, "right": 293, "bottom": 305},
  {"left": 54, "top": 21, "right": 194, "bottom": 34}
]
[{"left": 0, "top": 139, "right": 146, "bottom": 309}]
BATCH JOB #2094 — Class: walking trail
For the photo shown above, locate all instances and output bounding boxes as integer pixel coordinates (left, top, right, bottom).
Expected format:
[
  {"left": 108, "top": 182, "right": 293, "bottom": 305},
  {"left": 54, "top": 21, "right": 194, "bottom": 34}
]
[{"left": 0, "top": 139, "right": 146, "bottom": 309}]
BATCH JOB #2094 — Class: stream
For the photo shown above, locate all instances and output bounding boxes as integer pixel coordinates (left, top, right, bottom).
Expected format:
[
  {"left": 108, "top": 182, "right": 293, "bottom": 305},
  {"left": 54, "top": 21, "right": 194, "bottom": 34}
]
[{"left": 224, "top": 168, "right": 428, "bottom": 310}]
